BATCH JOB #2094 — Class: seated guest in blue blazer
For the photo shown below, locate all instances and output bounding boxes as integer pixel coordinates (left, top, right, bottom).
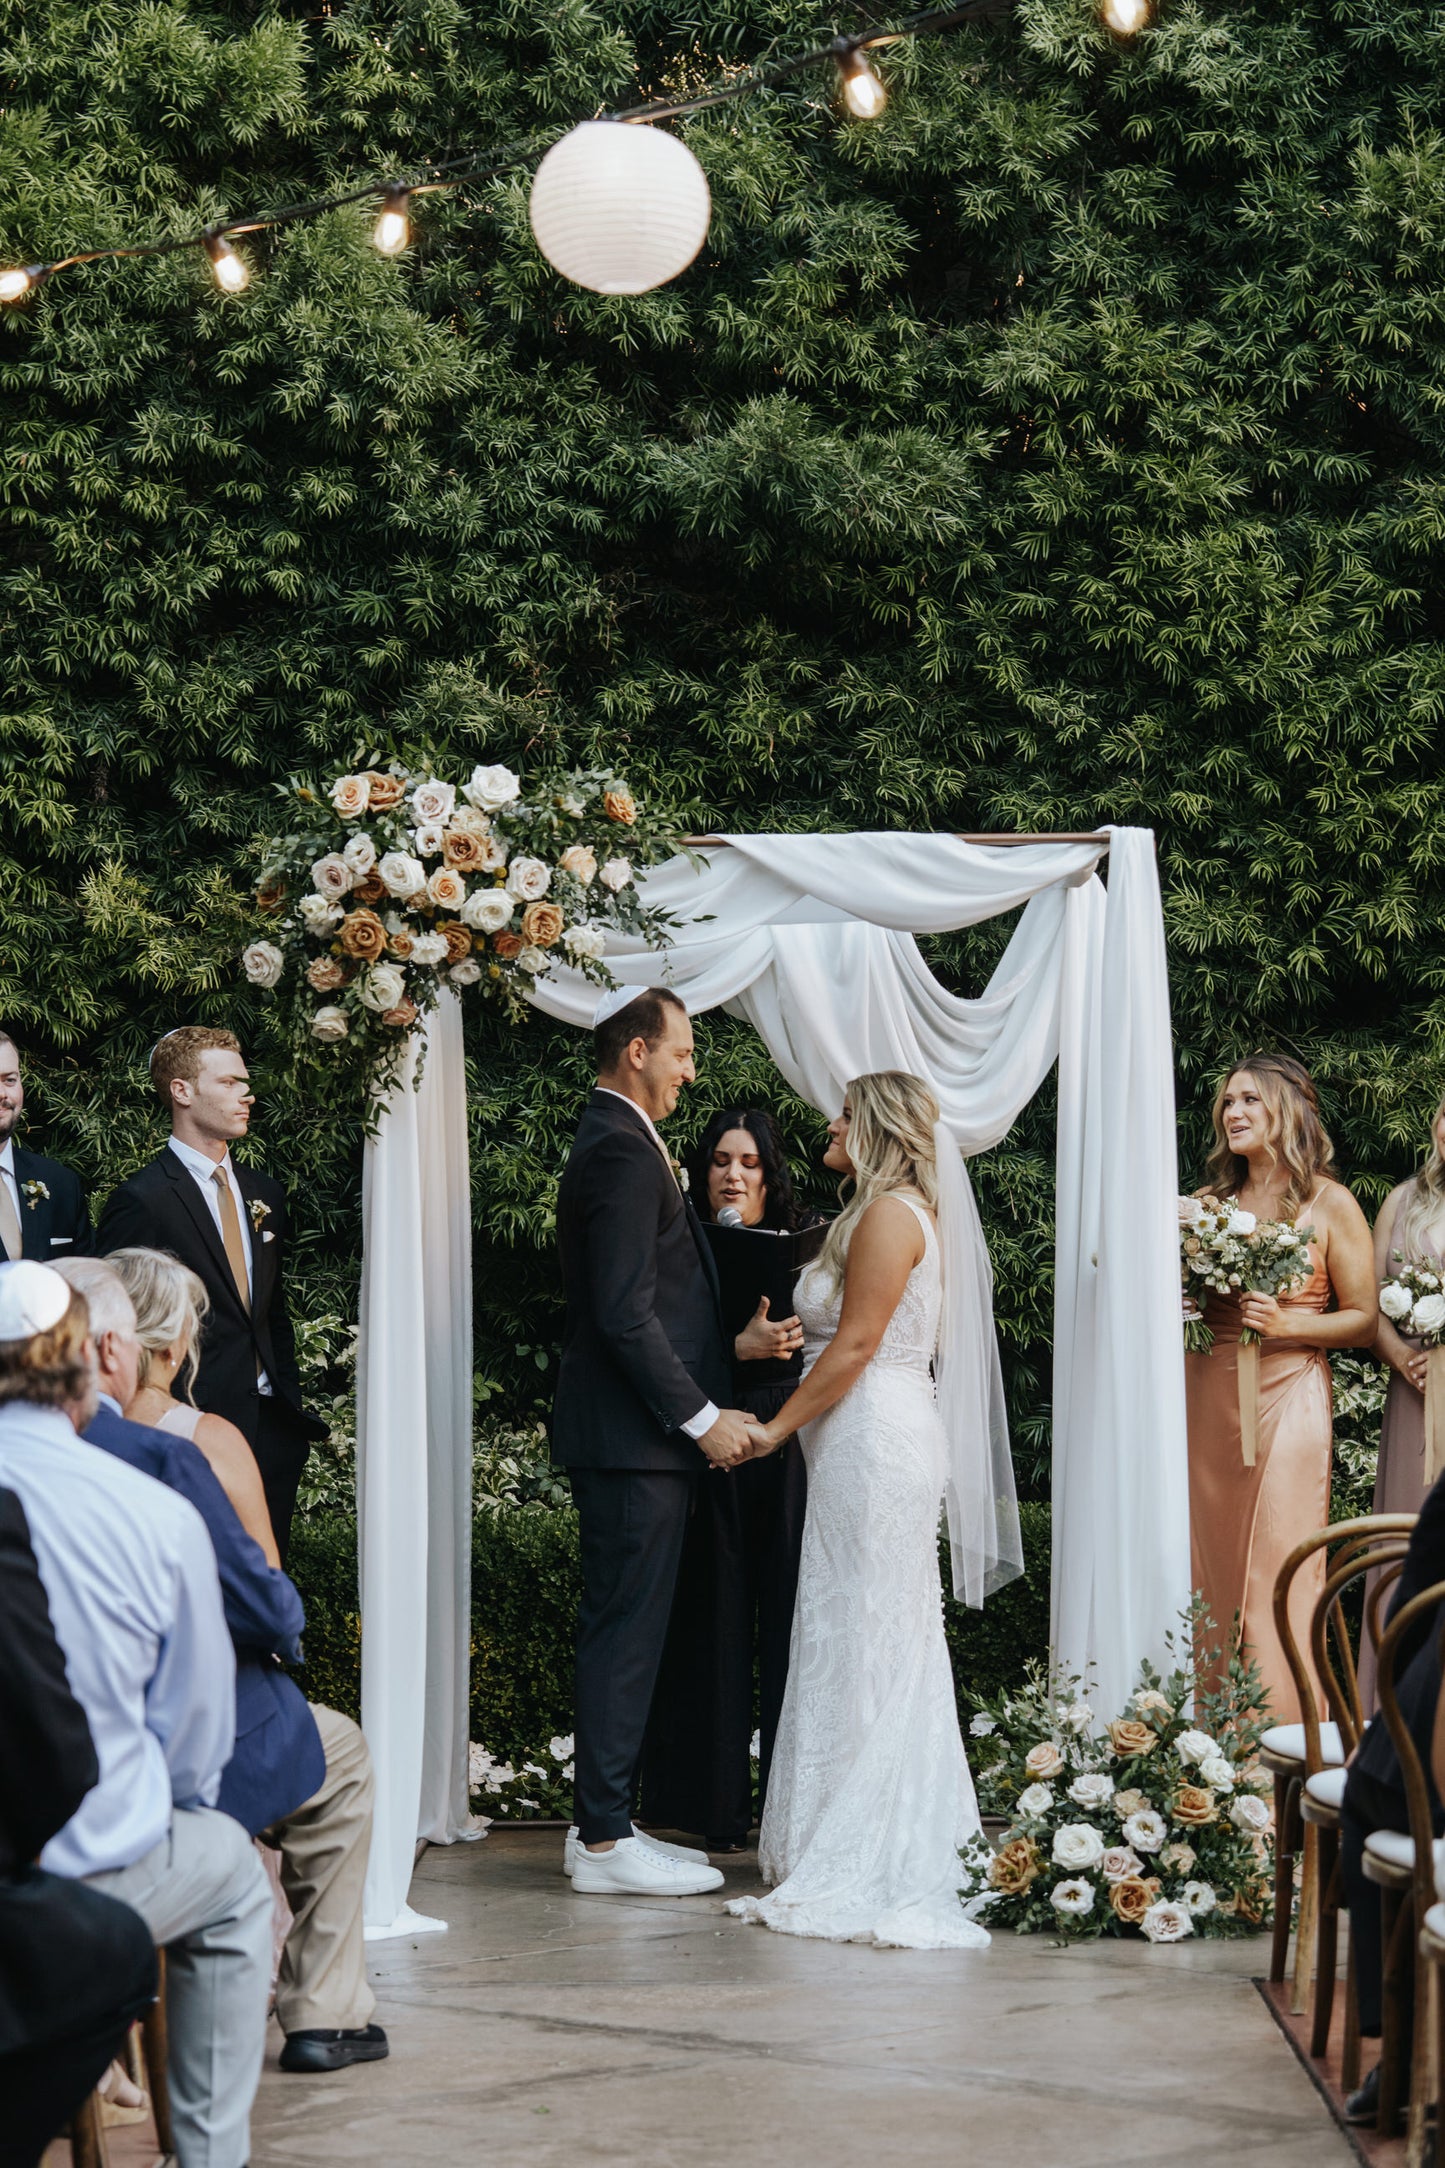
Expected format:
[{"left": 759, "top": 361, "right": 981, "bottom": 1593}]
[
  {"left": 0, "top": 1030, "right": 91, "bottom": 1267},
  {"left": 59, "top": 1257, "right": 388, "bottom": 2079}
]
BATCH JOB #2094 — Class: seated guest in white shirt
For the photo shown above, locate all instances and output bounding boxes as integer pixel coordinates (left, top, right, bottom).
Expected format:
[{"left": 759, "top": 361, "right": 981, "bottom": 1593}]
[
  {"left": 0, "top": 1260, "right": 271, "bottom": 2168},
  {"left": 0, "top": 1029, "right": 91, "bottom": 1264}
]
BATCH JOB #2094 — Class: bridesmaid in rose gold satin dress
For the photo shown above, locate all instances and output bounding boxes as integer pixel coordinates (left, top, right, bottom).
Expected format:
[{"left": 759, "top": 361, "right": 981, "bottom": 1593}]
[{"left": 1186, "top": 1054, "right": 1377, "bottom": 1718}]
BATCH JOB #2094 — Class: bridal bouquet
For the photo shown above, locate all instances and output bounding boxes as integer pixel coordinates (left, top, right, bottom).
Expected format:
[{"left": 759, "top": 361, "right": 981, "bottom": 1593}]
[
  {"left": 239, "top": 759, "right": 680, "bottom": 1085},
  {"left": 959, "top": 1631, "right": 1274, "bottom": 1943},
  {"left": 1379, "top": 1257, "right": 1445, "bottom": 1346},
  {"left": 1178, "top": 1195, "right": 1316, "bottom": 1354}
]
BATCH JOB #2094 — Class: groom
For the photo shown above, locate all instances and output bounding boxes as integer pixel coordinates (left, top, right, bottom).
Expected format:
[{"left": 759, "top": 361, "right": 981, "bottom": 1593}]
[{"left": 553, "top": 986, "right": 753, "bottom": 1896}]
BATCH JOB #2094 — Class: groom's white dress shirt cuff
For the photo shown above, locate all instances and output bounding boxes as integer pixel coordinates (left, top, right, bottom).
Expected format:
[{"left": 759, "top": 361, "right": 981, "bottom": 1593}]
[{"left": 681, "top": 1401, "right": 719, "bottom": 1440}]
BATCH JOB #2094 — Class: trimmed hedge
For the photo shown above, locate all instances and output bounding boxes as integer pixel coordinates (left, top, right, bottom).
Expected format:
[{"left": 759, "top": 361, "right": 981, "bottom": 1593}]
[{"left": 288, "top": 1499, "right": 1052, "bottom": 1756}]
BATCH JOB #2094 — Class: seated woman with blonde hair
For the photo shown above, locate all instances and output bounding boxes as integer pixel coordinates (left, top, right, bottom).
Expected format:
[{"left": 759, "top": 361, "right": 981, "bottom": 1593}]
[{"left": 106, "top": 1246, "right": 280, "bottom": 1568}]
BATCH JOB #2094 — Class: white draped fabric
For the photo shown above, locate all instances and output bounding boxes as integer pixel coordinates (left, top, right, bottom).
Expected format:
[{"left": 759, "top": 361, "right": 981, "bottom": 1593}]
[{"left": 356, "top": 827, "right": 1189, "bottom": 1920}]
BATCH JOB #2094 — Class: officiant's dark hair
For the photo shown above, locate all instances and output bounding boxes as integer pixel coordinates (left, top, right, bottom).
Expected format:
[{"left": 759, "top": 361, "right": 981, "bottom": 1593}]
[
  {"left": 688, "top": 1108, "right": 805, "bottom": 1232},
  {"left": 593, "top": 987, "right": 686, "bottom": 1075}
]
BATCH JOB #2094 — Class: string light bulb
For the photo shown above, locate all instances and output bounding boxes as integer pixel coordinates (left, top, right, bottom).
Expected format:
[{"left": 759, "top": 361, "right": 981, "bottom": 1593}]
[
  {"left": 837, "top": 47, "right": 887, "bottom": 120},
  {"left": 1100, "top": 0, "right": 1149, "bottom": 32},
  {"left": 373, "top": 184, "right": 410, "bottom": 256},
  {"left": 203, "top": 229, "right": 249, "bottom": 293},
  {"left": 0, "top": 265, "right": 36, "bottom": 303}
]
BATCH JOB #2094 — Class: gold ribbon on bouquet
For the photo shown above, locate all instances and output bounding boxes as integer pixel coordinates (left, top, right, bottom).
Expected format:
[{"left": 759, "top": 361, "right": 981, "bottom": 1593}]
[
  {"left": 1425, "top": 1344, "right": 1445, "bottom": 1487},
  {"left": 1237, "top": 1336, "right": 1261, "bottom": 1468}
]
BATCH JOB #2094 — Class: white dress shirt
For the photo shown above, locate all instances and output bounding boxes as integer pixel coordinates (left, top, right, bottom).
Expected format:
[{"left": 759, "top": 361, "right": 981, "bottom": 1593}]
[
  {"left": 595, "top": 1088, "right": 718, "bottom": 1439},
  {"left": 166, "top": 1136, "right": 271, "bottom": 1395},
  {"left": 0, "top": 1402, "right": 236, "bottom": 1878}
]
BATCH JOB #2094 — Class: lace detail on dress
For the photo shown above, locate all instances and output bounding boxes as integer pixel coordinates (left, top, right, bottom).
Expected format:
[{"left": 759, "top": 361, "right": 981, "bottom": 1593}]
[{"left": 727, "top": 1193, "right": 988, "bottom": 1951}]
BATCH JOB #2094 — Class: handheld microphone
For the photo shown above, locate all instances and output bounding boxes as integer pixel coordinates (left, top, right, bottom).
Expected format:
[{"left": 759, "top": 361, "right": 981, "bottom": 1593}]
[{"left": 717, "top": 1206, "right": 745, "bottom": 1229}]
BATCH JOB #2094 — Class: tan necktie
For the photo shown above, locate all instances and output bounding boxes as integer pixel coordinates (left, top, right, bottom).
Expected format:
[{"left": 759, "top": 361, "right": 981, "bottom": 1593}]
[
  {"left": 0, "top": 1171, "right": 20, "bottom": 1264},
  {"left": 211, "top": 1166, "right": 251, "bottom": 1314}
]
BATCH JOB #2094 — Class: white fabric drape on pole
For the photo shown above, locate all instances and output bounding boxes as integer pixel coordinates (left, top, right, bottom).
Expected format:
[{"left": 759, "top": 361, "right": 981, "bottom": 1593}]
[{"left": 358, "top": 991, "right": 475, "bottom": 1937}]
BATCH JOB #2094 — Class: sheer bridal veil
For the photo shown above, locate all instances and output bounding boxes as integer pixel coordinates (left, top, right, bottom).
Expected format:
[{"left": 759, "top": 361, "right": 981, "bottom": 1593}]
[{"left": 931, "top": 1119, "right": 1024, "bottom": 1608}]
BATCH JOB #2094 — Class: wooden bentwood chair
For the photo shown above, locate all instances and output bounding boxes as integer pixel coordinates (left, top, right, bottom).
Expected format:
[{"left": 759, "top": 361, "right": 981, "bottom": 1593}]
[
  {"left": 1372, "top": 1582, "right": 1445, "bottom": 2165},
  {"left": 65, "top": 1948, "right": 173, "bottom": 2166}
]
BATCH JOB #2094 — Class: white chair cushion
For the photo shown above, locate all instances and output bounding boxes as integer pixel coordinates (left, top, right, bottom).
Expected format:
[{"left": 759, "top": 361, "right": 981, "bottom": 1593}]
[
  {"left": 1425, "top": 1901, "right": 1445, "bottom": 1946},
  {"left": 1365, "top": 1829, "right": 1415, "bottom": 1873},
  {"left": 1304, "top": 1766, "right": 1348, "bottom": 1810},
  {"left": 1259, "top": 1721, "right": 1344, "bottom": 1768}
]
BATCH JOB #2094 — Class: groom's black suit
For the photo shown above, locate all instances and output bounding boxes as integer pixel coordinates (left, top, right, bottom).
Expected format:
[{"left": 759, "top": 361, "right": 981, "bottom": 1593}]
[{"left": 553, "top": 1089, "right": 731, "bottom": 1843}]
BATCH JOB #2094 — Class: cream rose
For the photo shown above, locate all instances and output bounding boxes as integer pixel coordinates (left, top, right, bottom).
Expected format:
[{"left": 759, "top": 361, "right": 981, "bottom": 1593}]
[
  {"left": 1140, "top": 1899, "right": 1193, "bottom": 1944},
  {"left": 464, "top": 763, "right": 521, "bottom": 812},
  {"left": 559, "top": 844, "right": 598, "bottom": 886},
  {"left": 1100, "top": 1846, "right": 1143, "bottom": 1884},
  {"left": 1174, "top": 1729, "right": 1218, "bottom": 1768},
  {"left": 448, "top": 805, "right": 493, "bottom": 841},
  {"left": 428, "top": 868, "right": 467, "bottom": 911},
  {"left": 343, "top": 834, "right": 377, "bottom": 877},
  {"left": 516, "top": 944, "right": 551, "bottom": 976},
  {"left": 241, "top": 941, "right": 284, "bottom": 988},
  {"left": 1113, "top": 1788, "right": 1149, "bottom": 1819},
  {"left": 1229, "top": 1794, "right": 1272, "bottom": 1835},
  {"left": 1068, "top": 1773, "right": 1114, "bottom": 1812},
  {"left": 414, "top": 824, "right": 444, "bottom": 859},
  {"left": 599, "top": 856, "right": 633, "bottom": 892},
  {"left": 311, "top": 854, "right": 353, "bottom": 899},
  {"left": 378, "top": 852, "right": 427, "bottom": 899},
  {"left": 410, "top": 779, "right": 456, "bottom": 826},
  {"left": 298, "top": 893, "right": 343, "bottom": 934},
  {"left": 449, "top": 958, "right": 483, "bottom": 986},
  {"left": 461, "top": 891, "right": 514, "bottom": 936},
  {"left": 329, "top": 774, "right": 370, "bottom": 819},
  {"left": 1058, "top": 1701, "right": 1094, "bottom": 1736},
  {"left": 1015, "top": 1783, "right": 1053, "bottom": 1818},
  {"left": 505, "top": 856, "right": 551, "bottom": 902},
  {"left": 1413, "top": 1293, "right": 1445, "bottom": 1336},
  {"left": 1198, "top": 1755, "right": 1235, "bottom": 1793},
  {"left": 563, "top": 923, "right": 607, "bottom": 963},
  {"left": 1051, "top": 1824, "right": 1105, "bottom": 1872},
  {"left": 1381, "top": 1281, "right": 1415, "bottom": 1321},
  {"left": 310, "top": 1004, "right": 350, "bottom": 1042},
  {"left": 969, "top": 1713, "right": 997, "bottom": 1737},
  {"left": 1159, "top": 1841, "right": 1196, "bottom": 1875},
  {"left": 1226, "top": 1207, "right": 1257, "bottom": 1235},
  {"left": 359, "top": 963, "right": 407, "bottom": 1012},
  {"left": 1132, "top": 1691, "right": 1171, "bottom": 1718},
  {"left": 1023, "top": 1742, "right": 1065, "bottom": 1781},
  {"left": 409, "top": 932, "right": 449, "bottom": 968}
]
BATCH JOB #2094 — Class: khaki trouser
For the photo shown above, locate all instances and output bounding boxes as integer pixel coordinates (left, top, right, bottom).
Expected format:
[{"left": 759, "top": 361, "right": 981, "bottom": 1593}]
[{"left": 261, "top": 1704, "right": 376, "bottom": 2034}]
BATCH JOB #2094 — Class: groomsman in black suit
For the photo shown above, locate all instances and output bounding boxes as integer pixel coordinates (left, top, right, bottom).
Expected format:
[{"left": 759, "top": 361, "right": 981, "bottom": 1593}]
[
  {"left": 96, "top": 1025, "right": 325, "bottom": 1561},
  {"left": 552, "top": 986, "right": 753, "bottom": 1898},
  {"left": 0, "top": 1031, "right": 92, "bottom": 1265}
]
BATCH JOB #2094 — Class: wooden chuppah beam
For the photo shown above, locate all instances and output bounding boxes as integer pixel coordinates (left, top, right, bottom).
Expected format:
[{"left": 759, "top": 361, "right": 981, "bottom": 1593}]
[{"left": 681, "top": 832, "right": 1112, "bottom": 848}]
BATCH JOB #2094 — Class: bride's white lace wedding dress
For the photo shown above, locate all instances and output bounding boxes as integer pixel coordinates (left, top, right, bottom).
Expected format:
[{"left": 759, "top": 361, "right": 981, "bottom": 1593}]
[{"left": 727, "top": 1194, "right": 989, "bottom": 1950}]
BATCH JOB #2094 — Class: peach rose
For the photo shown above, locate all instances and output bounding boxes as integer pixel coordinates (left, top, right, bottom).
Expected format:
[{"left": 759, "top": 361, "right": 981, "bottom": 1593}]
[
  {"left": 256, "top": 874, "right": 287, "bottom": 913},
  {"left": 1023, "top": 1742, "right": 1065, "bottom": 1780},
  {"left": 988, "top": 1838, "right": 1041, "bottom": 1896},
  {"left": 448, "top": 805, "right": 493, "bottom": 840},
  {"left": 603, "top": 787, "right": 636, "bottom": 824},
  {"left": 1113, "top": 1789, "right": 1149, "bottom": 1819},
  {"left": 1172, "top": 1785, "right": 1218, "bottom": 1827},
  {"left": 560, "top": 844, "right": 598, "bottom": 886},
  {"left": 363, "top": 771, "right": 405, "bottom": 811},
  {"left": 441, "top": 921, "right": 472, "bottom": 964},
  {"left": 338, "top": 908, "right": 387, "bottom": 962},
  {"left": 306, "top": 957, "right": 347, "bottom": 992},
  {"left": 492, "top": 930, "right": 523, "bottom": 959},
  {"left": 442, "top": 828, "right": 488, "bottom": 871},
  {"left": 381, "top": 999, "right": 418, "bottom": 1030},
  {"left": 1108, "top": 1876, "right": 1161, "bottom": 1926},
  {"left": 520, "top": 900, "right": 565, "bottom": 949},
  {"left": 1107, "top": 1721, "right": 1156, "bottom": 1760},
  {"left": 1230, "top": 1881, "right": 1268, "bottom": 1924},
  {"left": 1159, "top": 1841, "right": 1196, "bottom": 1875},
  {"left": 352, "top": 871, "right": 387, "bottom": 906},
  {"left": 388, "top": 930, "right": 415, "bottom": 959},
  {"left": 329, "top": 774, "right": 370, "bottom": 819},
  {"left": 427, "top": 868, "right": 467, "bottom": 911}
]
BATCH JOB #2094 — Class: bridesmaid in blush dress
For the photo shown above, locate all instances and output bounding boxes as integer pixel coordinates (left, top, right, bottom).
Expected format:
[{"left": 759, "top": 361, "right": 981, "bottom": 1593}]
[{"left": 1186, "top": 1053, "right": 1377, "bottom": 1718}]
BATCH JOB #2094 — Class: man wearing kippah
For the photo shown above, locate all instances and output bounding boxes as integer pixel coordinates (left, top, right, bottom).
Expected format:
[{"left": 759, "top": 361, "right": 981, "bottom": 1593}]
[
  {"left": 0, "top": 1028, "right": 91, "bottom": 1266},
  {"left": 96, "top": 1025, "right": 326, "bottom": 1562}
]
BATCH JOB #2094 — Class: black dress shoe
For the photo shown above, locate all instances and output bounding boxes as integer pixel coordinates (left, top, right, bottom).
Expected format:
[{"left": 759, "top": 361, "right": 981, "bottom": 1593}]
[
  {"left": 705, "top": 1836, "right": 747, "bottom": 1854},
  {"left": 279, "top": 2024, "right": 389, "bottom": 2073},
  {"left": 1345, "top": 2064, "right": 1380, "bottom": 2125}
]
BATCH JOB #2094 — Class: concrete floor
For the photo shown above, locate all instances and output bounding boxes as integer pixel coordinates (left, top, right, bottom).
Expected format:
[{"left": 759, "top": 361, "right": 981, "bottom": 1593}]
[{"left": 249, "top": 1828, "right": 1355, "bottom": 2168}]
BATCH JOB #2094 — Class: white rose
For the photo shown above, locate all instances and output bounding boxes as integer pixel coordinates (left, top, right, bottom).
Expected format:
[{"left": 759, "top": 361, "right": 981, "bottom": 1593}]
[
  {"left": 505, "top": 856, "right": 551, "bottom": 902},
  {"left": 328, "top": 773, "right": 370, "bottom": 817},
  {"left": 310, "top": 853, "right": 353, "bottom": 899},
  {"left": 1051, "top": 1823, "right": 1105, "bottom": 1872},
  {"left": 1226, "top": 1208, "right": 1257, "bottom": 1235},
  {"left": 378, "top": 852, "right": 426, "bottom": 898},
  {"left": 968, "top": 1713, "right": 997, "bottom": 1738},
  {"left": 310, "top": 1004, "right": 349, "bottom": 1042},
  {"left": 427, "top": 867, "right": 467, "bottom": 911},
  {"left": 297, "top": 893, "right": 343, "bottom": 934},
  {"left": 409, "top": 932, "right": 449, "bottom": 968},
  {"left": 343, "top": 834, "right": 377, "bottom": 876},
  {"left": 410, "top": 779, "right": 456, "bottom": 826},
  {"left": 1050, "top": 1878, "right": 1095, "bottom": 1918},
  {"left": 1140, "top": 1899, "right": 1194, "bottom": 1943},
  {"left": 1380, "top": 1280, "right": 1414, "bottom": 1321},
  {"left": 359, "top": 963, "right": 407, "bottom": 1012},
  {"left": 1198, "top": 1755, "right": 1235, "bottom": 1793},
  {"left": 1174, "top": 1729, "right": 1217, "bottom": 1768},
  {"left": 1016, "top": 1783, "right": 1053, "bottom": 1818},
  {"left": 1229, "top": 1794, "right": 1272, "bottom": 1835},
  {"left": 461, "top": 891, "right": 515, "bottom": 935},
  {"left": 448, "top": 959, "right": 482, "bottom": 987},
  {"left": 464, "top": 763, "right": 521, "bottom": 812},
  {"left": 1059, "top": 1701, "right": 1094, "bottom": 1735},
  {"left": 1100, "top": 1846, "right": 1143, "bottom": 1884},
  {"left": 1068, "top": 1773, "right": 1115, "bottom": 1811},
  {"left": 1181, "top": 1880, "right": 1217, "bottom": 1917},
  {"left": 1178, "top": 1196, "right": 1205, "bottom": 1225},
  {"left": 241, "top": 940, "right": 285, "bottom": 988},
  {"left": 599, "top": 856, "right": 633, "bottom": 892},
  {"left": 414, "top": 823, "right": 444, "bottom": 859},
  {"left": 1412, "top": 1293, "right": 1445, "bottom": 1337},
  {"left": 516, "top": 945, "right": 551, "bottom": 976},
  {"left": 1122, "top": 1809, "right": 1167, "bottom": 1854},
  {"left": 562, "top": 923, "right": 607, "bottom": 962}
]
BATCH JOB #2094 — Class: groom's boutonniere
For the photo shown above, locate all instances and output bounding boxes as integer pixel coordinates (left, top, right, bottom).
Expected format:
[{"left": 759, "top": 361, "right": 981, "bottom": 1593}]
[
  {"left": 248, "top": 1198, "right": 271, "bottom": 1233},
  {"left": 20, "top": 1179, "right": 49, "bottom": 1209},
  {"left": 667, "top": 1153, "right": 689, "bottom": 1194}
]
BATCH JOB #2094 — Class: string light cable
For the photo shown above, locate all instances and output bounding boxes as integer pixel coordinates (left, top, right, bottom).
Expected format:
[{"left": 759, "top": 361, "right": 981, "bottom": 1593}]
[{"left": 0, "top": 0, "right": 1146, "bottom": 304}]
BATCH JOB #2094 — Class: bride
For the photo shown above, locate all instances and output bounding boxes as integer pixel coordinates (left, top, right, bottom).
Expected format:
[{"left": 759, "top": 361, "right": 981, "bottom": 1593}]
[{"left": 729, "top": 1070, "right": 1019, "bottom": 1950}]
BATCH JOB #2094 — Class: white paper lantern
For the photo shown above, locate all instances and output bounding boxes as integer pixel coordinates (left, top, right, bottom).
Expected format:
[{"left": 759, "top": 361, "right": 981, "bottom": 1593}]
[{"left": 528, "top": 120, "right": 711, "bottom": 296}]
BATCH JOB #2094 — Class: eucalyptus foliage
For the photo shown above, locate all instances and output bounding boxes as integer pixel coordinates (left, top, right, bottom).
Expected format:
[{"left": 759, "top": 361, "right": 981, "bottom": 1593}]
[{"left": 2, "top": 0, "right": 1442, "bottom": 1486}]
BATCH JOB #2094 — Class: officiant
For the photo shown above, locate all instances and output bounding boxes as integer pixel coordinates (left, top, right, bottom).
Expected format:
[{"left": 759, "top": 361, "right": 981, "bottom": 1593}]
[{"left": 640, "top": 1109, "right": 823, "bottom": 1852}]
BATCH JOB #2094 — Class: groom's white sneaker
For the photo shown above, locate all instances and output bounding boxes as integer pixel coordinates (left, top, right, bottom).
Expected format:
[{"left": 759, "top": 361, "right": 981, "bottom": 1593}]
[
  {"left": 570, "top": 1835, "right": 724, "bottom": 1896},
  {"left": 563, "top": 1824, "right": 710, "bottom": 1878}
]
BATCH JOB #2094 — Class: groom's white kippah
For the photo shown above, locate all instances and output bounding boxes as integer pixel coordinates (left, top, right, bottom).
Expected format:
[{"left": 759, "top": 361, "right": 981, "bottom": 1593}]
[
  {"left": 0, "top": 1260, "right": 72, "bottom": 1340},
  {"left": 593, "top": 985, "right": 651, "bottom": 1028}
]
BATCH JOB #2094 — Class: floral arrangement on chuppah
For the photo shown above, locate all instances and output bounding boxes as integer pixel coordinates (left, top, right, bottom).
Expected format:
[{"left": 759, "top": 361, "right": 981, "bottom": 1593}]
[
  {"left": 958, "top": 1631, "right": 1274, "bottom": 1944},
  {"left": 239, "top": 759, "right": 681, "bottom": 1085}
]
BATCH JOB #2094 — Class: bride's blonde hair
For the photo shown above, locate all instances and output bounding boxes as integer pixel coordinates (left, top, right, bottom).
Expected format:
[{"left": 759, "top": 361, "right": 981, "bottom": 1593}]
[
  {"left": 1399, "top": 1092, "right": 1445, "bottom": 1260},
  {"left": 816, "top": 1070, "right": 940, "bottom": 1296}
]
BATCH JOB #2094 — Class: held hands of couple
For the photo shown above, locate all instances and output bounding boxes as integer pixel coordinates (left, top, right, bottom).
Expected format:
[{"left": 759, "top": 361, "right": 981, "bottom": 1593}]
[
  {"left": 698, "top": 1407, "right": 782, "bottom": 1470},
  {"left": 734, "top": 1295, "right": 804, "bottom": 1365}
]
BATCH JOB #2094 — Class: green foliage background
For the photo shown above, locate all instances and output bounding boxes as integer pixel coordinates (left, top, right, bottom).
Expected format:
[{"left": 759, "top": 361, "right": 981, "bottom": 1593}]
[{"left": 2, "top": 0, "right": 1443, "bottom": 1490}]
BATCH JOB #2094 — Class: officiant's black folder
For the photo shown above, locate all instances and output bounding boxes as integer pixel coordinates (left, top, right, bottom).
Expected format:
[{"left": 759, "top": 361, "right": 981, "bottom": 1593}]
[{"left": 701, "top": 1219, "right": 828, "bottom": 1385}]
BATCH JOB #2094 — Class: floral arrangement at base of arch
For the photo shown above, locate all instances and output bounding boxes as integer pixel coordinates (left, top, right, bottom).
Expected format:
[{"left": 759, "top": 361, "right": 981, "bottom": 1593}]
[
  {"left": 239, "top": 758, "right": 682, "bottom": 1086},
  {"left": 958, "top": 1621, "right": 1274, "bottom": 1944}
]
